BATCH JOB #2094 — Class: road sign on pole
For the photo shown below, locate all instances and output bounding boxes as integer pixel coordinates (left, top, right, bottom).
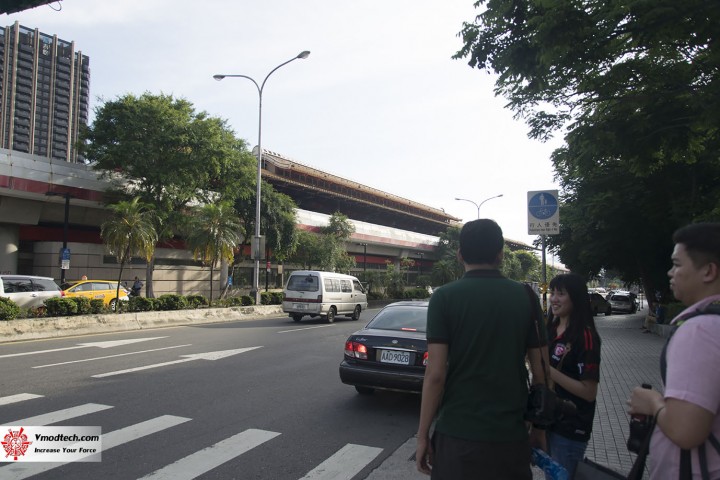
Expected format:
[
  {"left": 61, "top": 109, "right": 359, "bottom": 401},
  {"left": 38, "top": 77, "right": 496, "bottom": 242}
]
[{"left": 527, "top": 190, "right": 560, "bottom": 235}]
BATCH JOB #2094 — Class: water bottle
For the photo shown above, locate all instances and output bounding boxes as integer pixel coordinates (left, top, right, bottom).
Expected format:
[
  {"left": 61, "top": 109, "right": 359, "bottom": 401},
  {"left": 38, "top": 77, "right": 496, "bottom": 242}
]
[
  {"left": 531, "top": 447, "right": 569, "bottom": 480},
  {"left": 627, "top": 383, "right": 653, "bottom": 453}
]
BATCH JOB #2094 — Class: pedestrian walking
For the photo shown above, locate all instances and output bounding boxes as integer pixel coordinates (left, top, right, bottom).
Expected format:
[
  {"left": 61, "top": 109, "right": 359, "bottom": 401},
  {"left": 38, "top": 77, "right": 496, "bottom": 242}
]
[
  {"left": 545, "top": 273, "right": 601, "bottom": 477},
  {"left": 416, "top": 219, "right": 549, "bottom": 479},
  {"left": 628, "top": 222, "right": 720, "bottom": 479}
]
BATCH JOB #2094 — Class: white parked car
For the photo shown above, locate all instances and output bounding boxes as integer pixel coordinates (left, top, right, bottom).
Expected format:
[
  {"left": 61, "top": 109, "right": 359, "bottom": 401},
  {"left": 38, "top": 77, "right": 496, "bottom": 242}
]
[{"left": 0, "top": 275, "right": 62, "bottom": 308}]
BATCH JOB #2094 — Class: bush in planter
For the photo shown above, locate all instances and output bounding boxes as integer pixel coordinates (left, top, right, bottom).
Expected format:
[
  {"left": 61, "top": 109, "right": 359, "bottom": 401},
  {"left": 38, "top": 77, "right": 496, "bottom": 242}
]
[
  {"left": 45, "top": 298, "right": 78, "bottom": 317},
  {"left": 157, "top": 294, "right": 188, "bottom": 311},
  {"left": 403, "top": 287, "right": 430, "bottom": 300},
  {"left": 128, "top": 296, "right": 154, "bottom": 312},
  {"left": 68, "top": 297, "right": 92, "bottom": 315},
  {"left": 185, "top": 295, "right": 209, "bottom": 309},
  {"left": 89, "top": 299, "right": 106, "bottom": 314},
  {"left": 271, "top": 292, "right": 284, "bottom": 304},
  {"left": 0, "top": 297, "right": 21, "bottom": 320},
  {"left": 260, "top": 292, "right": 273, "bottom": 305}
]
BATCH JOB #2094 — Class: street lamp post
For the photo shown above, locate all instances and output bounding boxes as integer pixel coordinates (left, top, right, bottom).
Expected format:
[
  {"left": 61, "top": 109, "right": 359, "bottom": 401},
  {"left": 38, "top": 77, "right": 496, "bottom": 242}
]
[
  {"left": 357, "top": 243, "right": 368, "bottom": 274},
  {"left": 214, "top": 51, "right": 310, "bottom": 306},
  {"left": 45, "top": 191, "right": 74, "bottom": 284},
  {"left": 454, "top": 194, "right": 504, "bottom": 219}
]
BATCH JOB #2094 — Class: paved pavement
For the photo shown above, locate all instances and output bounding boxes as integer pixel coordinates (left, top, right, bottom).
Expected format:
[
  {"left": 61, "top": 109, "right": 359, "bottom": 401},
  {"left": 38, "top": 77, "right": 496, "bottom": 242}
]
[{"left": 367, "top": 308, "right": 663, "bottom": 479}]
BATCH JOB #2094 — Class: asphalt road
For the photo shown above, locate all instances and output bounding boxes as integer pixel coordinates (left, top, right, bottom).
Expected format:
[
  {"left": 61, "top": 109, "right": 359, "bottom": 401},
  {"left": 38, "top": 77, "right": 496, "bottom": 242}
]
[{"left": 0, "top": 307, "right": 423, "bottom": 480}]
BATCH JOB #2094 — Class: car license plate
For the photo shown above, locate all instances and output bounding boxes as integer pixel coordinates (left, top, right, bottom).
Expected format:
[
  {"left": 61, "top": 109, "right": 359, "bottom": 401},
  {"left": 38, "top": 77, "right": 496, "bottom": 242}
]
[
  {"left": 379, "top": 350, "right": 410, "bottom": 365},
  {"left": 293, "top": 303, "right": 307, "bottom": 310}
]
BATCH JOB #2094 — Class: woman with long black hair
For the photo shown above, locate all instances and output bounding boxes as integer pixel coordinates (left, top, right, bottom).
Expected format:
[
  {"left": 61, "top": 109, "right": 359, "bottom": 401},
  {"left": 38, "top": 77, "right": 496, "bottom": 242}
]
[{"left": 545, "top": 274, "right": 602, "bottom": 477}]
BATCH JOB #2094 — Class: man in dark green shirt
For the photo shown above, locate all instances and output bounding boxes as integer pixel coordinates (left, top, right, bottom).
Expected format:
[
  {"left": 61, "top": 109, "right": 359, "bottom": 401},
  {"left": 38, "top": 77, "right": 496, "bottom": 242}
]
[{"left": 416, "top": 219, "right": 548, "bottom": 479}]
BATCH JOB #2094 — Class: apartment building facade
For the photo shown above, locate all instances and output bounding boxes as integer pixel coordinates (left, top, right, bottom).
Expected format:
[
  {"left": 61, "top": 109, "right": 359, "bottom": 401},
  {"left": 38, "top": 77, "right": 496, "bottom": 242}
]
[{"left": 0, "top": 21, "right": 89, "bottom": 163}]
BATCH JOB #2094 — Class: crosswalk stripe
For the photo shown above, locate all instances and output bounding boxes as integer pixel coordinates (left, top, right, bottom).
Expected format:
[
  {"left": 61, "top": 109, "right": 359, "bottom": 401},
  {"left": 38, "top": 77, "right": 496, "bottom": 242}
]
[
  {"left": 0, "top": 393, "right": 43, "bottom": 406},
  {"left": 138, "top": 428, "right": 281, "bottom": 479},
  {"left": 6, "top": 403, "right": 113, "bottom": 425},
  {"left": 0, "top": 415, "right": 191, "bottom": 479},
  {"left": 300, "top": 443, "right": 383, "bottom": 480}
]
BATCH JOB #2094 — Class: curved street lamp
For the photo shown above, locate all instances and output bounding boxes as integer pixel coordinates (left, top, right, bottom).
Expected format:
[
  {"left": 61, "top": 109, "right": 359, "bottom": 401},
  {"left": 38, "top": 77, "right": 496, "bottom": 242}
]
[
  {"left": 214, "top": 50, "right": 310, "bottom": 305},
  {"left": 455, "top": 194, "right": 504, "bottom": 219}
]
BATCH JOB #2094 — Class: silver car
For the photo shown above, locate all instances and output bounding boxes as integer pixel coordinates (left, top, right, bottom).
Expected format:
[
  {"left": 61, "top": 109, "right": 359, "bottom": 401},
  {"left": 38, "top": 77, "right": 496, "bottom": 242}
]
[
  {"left": 609, "top": 293, "right": 637, "bottom": 314},
  {"left": 0, "top": 275, "right": 62, "bottom": 308}
]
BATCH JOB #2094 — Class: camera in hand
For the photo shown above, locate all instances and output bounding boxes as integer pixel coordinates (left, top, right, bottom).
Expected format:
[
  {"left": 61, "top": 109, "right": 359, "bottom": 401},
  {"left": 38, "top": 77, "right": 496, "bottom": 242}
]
[
  {"left": 525, "top": 384, "right": 577, "bottom": 428},
  {"left": 627, "top": 383, "right": 653, "bottom": 453}
]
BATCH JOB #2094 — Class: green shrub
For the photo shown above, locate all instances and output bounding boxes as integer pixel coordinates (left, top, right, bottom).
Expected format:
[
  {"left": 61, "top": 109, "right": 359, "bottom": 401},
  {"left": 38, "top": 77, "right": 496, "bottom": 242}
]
[
  {"left": 89, "top": 299, "right": 106, "bottom": 314},
  {"left": 185, "top": 295, "right": 209, "bottom": 308},
  {"left": 68, "top": 297, "right": 92, "bottom": 315},
  {"left": 403, "top": 287, "right": 430, "bottom": 299},
  {"left": 242, "top": 295, "right": 254, "bottom": 306},
  {"left": 128, "top": 296, "right": 154, "bottom": 312},
  {"left": 45, "top": 298, "right": 78, "bottom": 316},
  {"left": 0, "top": 297, "right": 21, "bottom": 320},
  {"left": 260, "top": 292, "right": 273, "bottom": 305},
  {"left": 157, "top": 294, "right": 189, "bottom": 311},
  {"left": 367, "top": 291, "right": 386, "bottom": 301},
  {"left": 270, "top": 292, "right": 284, "bottom": 304}
]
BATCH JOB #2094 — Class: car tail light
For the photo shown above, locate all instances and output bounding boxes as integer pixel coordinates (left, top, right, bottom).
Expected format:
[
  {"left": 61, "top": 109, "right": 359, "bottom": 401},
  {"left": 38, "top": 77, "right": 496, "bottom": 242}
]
[
  {"left": 60, "top": 290, "right": 65, "bottom": 297},
  {"left": 344, "top": 341, "right": 368, "bottom": 360},
  {"left": 422, "top": 351, "right": 428, "bottom": 366}
]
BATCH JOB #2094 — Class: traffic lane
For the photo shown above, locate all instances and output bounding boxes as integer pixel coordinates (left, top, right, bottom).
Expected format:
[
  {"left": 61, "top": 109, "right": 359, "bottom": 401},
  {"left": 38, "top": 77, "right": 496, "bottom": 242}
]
[
  {"left": 0, "top": 309, "right": 382, "bottom": 394},
  {"left": 4, "top": 307, "right": 418, "bottom": 479}
]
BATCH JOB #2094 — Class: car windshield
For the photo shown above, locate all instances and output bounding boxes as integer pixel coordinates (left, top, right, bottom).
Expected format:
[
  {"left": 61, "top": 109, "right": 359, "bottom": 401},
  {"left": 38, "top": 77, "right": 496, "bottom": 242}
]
[
  {"left": 611, "top": 295, "right": 630, "bottom": 301},
  {"left": 367, "top": 305, "right": 427, "bottom": 333}
]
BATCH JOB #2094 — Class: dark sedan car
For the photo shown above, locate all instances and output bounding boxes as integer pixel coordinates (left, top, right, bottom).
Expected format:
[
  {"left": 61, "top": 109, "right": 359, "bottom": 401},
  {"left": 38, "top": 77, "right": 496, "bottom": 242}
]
[{"left": 339, "top": 301, "right": 428, "bottom": 395}]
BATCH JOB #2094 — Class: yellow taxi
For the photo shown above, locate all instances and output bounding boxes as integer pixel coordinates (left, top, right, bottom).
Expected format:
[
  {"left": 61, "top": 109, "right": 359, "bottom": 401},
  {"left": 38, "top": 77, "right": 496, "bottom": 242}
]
[{"left": 61, "top": 280, "right": 130, "bottom": 311}]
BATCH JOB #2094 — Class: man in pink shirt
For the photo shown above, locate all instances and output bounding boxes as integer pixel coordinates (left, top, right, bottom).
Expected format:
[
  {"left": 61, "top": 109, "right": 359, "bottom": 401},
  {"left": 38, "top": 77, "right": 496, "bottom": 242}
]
[{"left": 629, "top": 222, "right": 720, "bottom": 479}]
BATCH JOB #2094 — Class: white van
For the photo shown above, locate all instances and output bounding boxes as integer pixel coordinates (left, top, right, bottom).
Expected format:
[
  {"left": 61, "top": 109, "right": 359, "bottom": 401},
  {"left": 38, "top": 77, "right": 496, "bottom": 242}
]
[{"left": 282, "top": 270, "right": 368, "bottom": 323}]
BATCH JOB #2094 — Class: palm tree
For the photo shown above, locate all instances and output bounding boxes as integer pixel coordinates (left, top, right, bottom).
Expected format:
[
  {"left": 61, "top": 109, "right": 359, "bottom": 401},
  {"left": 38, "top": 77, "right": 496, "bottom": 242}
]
[
  {"left": 186, "top": 202, "right": 244, "bottom": 302},
  {"left": 101, "top": 197, "right": 158, "bottom": 312}
]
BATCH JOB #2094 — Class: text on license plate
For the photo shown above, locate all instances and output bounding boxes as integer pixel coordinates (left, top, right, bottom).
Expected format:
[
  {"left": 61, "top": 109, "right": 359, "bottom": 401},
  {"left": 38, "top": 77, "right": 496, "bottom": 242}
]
[
  {"left": 293, "top": 303, "right": 307, "bottom": 310},
  {"left": 379, "top": 350, "right": 410, "bottom": 365}
]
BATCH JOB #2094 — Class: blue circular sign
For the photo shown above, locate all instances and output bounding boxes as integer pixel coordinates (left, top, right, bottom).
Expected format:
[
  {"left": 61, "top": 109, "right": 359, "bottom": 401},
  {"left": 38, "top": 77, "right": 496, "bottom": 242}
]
[{"left": 528, "top": 192, "right": 558, "bottom": 220}]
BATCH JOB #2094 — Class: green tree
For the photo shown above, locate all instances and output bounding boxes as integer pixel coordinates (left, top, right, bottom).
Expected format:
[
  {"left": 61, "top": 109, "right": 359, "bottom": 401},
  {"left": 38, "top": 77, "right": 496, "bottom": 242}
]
[
  {"left": 186, "top": 202, "right": 244, "bottom": 301},
  {"left": 431, "top": 226, "right": 463, "bottom": 286},
  {"left": 456, "top": 1, "right": 720, "bottom": 299},
  {"left": 101, "top": 197, "right": 158, "bottom": 311},
  {"left": 82, "top": 92, "right": 255, "bottom": 297}
]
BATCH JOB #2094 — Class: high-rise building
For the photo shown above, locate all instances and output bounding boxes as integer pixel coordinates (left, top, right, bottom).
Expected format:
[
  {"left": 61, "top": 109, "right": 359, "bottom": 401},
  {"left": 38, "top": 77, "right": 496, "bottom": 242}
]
[{"left": 0, "top": 21, "right": 89, "bottom": 163}]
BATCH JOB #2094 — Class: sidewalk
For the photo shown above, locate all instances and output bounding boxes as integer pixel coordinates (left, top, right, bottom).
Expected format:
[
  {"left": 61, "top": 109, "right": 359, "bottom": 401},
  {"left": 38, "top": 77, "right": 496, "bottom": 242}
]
[{"left": 369, "top": 310, "right": 664, "bottom": 479}]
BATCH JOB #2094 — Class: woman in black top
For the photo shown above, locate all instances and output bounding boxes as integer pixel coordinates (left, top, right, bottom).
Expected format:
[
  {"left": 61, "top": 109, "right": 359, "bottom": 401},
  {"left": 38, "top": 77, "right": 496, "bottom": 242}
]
[{"left": 546, "top": 274, "right": 602, "bottom": 477}]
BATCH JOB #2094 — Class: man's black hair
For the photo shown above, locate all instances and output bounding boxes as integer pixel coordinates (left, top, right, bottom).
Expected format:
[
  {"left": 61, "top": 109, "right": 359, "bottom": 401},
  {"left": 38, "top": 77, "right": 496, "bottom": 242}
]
[
  {"left": 672, "top": 222, "right": 720, "bottom": 268},
  {"left": 459, "top": 219, "right": 504, "bottom": 265}
]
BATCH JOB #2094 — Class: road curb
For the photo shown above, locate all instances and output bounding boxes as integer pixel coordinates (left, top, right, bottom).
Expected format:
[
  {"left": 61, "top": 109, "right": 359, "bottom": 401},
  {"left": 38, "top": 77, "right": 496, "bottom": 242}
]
[{"left": 0, "top": 305, "right": 284, "bottom": 343}]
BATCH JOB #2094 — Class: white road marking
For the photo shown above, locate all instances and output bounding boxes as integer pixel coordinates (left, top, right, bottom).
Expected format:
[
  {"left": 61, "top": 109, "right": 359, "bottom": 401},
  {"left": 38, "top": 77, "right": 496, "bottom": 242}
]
[
  {"left": 0, "top": 415, "right": 191, "bottom": 479},
  {"left": 0, "top": 336, "right": 168, "bottom": 358},
  {"left": 300, "top": 443, "right": 383, "bottom": 480},
  {"left": 7, "top": 403, "right": 113, "bottom": 425},
  {"left": 277, "top": 325, "right": 336, "bottom": 333},
  {"left": 0, "top": 393, "right": 43, "bottom": 406},
  {"left": 138, "top": 428, "right": 281, "bottom": 479},
  {"left": 33, "top": 344, "right": 192, "bottom": 368},
  {"left": 92, "top": 346, "right": 263, "bottom": 378}
]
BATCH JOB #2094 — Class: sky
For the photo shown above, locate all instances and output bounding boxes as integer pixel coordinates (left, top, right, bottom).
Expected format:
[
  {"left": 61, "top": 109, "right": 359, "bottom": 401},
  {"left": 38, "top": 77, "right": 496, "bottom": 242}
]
[{"left": 6, "top": 0, "right": 563, "bottom": 245}]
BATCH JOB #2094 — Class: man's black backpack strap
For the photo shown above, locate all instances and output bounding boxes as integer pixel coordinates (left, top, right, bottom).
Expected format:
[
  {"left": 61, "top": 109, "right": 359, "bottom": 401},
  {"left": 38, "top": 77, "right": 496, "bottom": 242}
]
[{"left": 659, "top": 301, "right": 720, "bottom": 480}]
